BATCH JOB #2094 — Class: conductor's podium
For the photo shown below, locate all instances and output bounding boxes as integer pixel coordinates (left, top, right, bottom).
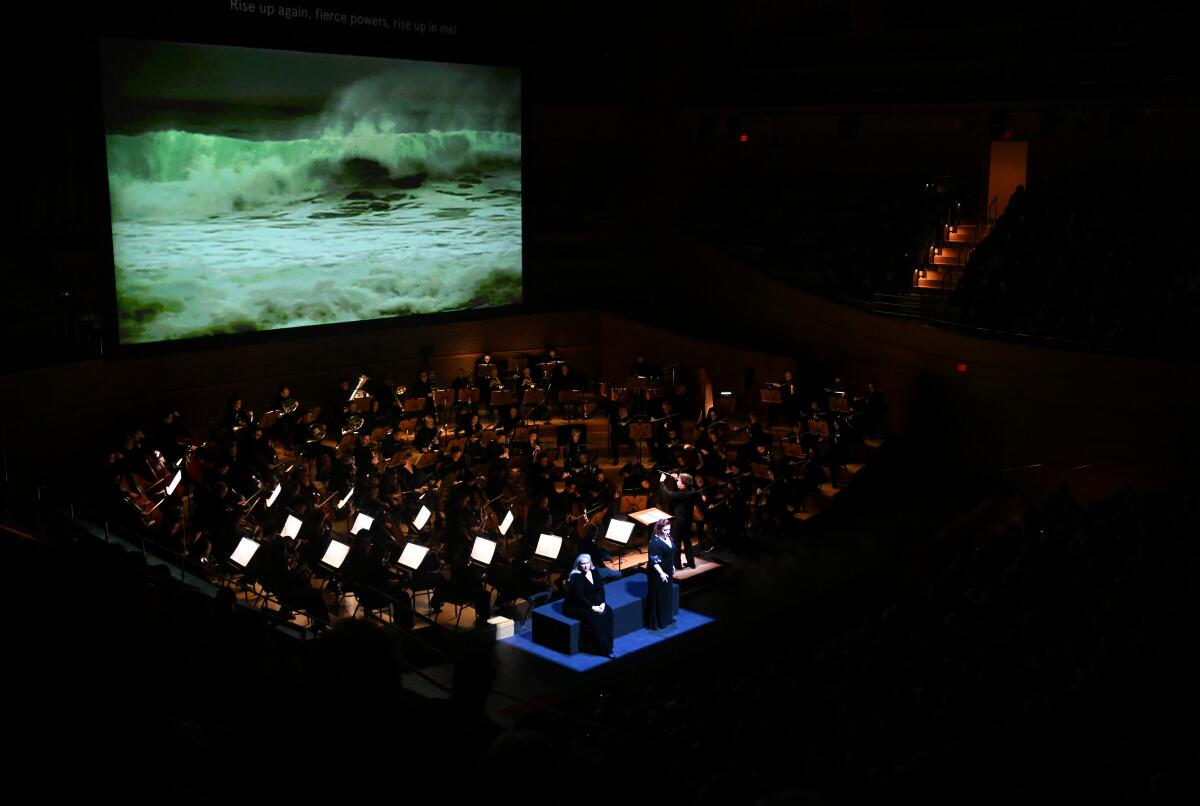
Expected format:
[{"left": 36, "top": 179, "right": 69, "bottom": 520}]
[{"left": 532, "top": 575, "right": 680, "bottom": 655}]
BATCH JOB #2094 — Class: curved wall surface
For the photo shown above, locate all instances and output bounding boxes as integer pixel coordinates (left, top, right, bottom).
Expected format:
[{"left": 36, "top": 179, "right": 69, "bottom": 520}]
[
  {"left": 660, "top": 234, "right": 1197, "bottom": 476},
  {"left": 3, "top": 257, "right": 1193, "bottom": 481}
]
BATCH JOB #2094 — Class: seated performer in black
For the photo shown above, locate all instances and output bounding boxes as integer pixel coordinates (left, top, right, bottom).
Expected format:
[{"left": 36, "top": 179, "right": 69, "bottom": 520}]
[
  {"left": 645, "top": 520, "right": 675, "bottom": 629},
  {"left": 562, "top": 553, "right": 614, "bottom": 657}
]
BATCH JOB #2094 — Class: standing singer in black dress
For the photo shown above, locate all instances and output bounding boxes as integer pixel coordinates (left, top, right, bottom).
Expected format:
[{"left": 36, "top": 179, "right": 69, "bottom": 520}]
[
  {"left": 645, "top": 520, "right": 675, "bottom": 629},
  {"left": 563, "top": 553, "right": 615, "bottom": 657}
]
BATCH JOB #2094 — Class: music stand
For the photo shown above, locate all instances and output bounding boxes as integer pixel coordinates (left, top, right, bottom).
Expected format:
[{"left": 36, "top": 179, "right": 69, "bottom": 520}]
[
  {"left": 828, "top": 396, "right": 851, "bottom": 414},
  {"left": 490, "top": 390, "right": 515, "bottom": 407},
  {"left": 629, "top": 422, "right": 652, "bottom": 457},
  {"left": 457, "top": 388, "right": 481, "bottom": 404},
  {"left": 265, "top": 482, "right": 282, "bottom": 508},
  {"left": 397, "top": 542, "right": 429, "bottom": 572},
  {"left": 601, "top": 518, "right": 635, "bottom": 570},
  {"left": 336, "top": 486, "right": 355, "bottom": 511},
  {"left": 230, "top": 536, "right": 261, "bottom": 568},
  {"left": 320, "top": 539, "right": 351, "bottom": 571},
  {"left": 534, "top": 533, "right": 563, "bottom": 562},
  {"left": 782, "top": 442, "right": 806, "bottom": 458},
  {"left": 350, "top": 512, "right": 375, "bottom": 536},
  {"left": 433, "top": 389, "right": 454, "bottom": 409},
  {"left": 630, "top": 507, "right": 670, "bottom": 527},
  {"left": 469, "top": 535, "right": 497, "bottom": 568},
  {"left": 415, "top": 452, "right": 439, "bottom": 470},
  {"left": 760, "top": 388, "right": 782, "bottom": 404},
  {"left": 165, "top": 470, "right": 183, "bottom": 496},
  {"left": 348, "top": 396, "right": 372, "bottom": 414},
  {"left": 499, "top": 510, "right": 515, "bottom": 536},
  {"left": 412, "top": 505, "right": 433, "bottom": 532},
  {"left": 403, "top": 398, "right": 426, "bottom": 413},
  {"left": 281, "top": 514, "right": 303, "bottom": 540}
]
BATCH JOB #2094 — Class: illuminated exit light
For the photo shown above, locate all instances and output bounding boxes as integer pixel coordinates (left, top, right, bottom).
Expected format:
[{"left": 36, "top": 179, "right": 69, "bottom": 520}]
[
  {"left": 957, "top": 362, "right": 968, "bottom": 373},
  {"left": 739, "top": 133, "right": 749, "bottom": 143}
]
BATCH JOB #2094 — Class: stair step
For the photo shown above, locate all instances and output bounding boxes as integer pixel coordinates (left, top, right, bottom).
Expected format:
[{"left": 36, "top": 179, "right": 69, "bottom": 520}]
[{"left": 873, "top": 296, "right": 922, "bottom": 307}]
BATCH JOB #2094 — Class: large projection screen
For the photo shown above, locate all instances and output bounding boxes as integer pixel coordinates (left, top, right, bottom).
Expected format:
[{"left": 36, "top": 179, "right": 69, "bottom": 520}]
[{"left": 100, "top": 39, "right": 522, "bottom": 346}]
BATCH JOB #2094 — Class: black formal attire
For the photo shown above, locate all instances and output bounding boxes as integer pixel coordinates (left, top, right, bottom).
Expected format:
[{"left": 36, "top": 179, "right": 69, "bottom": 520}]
[
  {"left": 645, "top": 534, "right": 675, "bottom": 629},
  {"left": 660, "top": 481, "right": 701, "bottom": 568},
  {"left": 563, "top": 570, "right": 614, "bottom": 656},
  {"left": 608, "top": 408, "right": 636, "bottom": 464},
  {"left": 780, "top": 380, "right": 801, "bottom": 426},
  {"left": 413, "top": 424, "right": 439, "bottom": 452}
]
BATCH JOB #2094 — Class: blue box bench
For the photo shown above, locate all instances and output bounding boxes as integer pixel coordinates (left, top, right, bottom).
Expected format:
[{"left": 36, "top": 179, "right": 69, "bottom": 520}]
[{"left": 531, "top": 575, "right": 680, "bottom": 655}]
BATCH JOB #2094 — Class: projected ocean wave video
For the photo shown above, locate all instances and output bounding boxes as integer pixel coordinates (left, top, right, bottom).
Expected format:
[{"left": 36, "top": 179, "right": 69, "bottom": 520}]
[{"left": 101, "top": 40, "right": 522, "bottom": 345}]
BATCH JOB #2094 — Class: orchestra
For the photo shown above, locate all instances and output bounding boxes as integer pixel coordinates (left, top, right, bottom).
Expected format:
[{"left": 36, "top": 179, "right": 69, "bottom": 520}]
[{"left": 95, "top": 347, "right": 885, "bottom": 631}]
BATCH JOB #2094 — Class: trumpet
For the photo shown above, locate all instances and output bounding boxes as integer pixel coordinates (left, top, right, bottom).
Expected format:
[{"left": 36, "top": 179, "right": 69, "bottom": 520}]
[{"left": 349, "top": 374, "right": 370, "bottom": 401}]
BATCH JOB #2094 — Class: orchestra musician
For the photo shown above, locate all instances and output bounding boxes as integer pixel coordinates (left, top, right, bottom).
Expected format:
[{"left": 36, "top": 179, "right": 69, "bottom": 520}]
[
  {"left": 476, "top": 352, "right": 502, "bottom": 407},
  {"left": 629, "top": 352, "right": 660, "bottom": 379},
  {"left": 486, "top": 431, "right": 511, "bottom": 462},
  {"left": 651, "top": 400, "right": 681, "bottom": 464},
  {"left": 498, "top": 404, "right": 524, "bottom": 435},
  {"left": 561, "top": 427, "right": 587, "bottom": 468},
  {"left": 412, "top": 370, "right": 434, "bottom": 414},
  {"left": 553, "top": 362, "right": 587, "bottom": 419},
  {"left": 222, "top": 396, "right": 254, "bottom": 438},
  {"left": 780, "top": 370, "right": 801, "bottom": 426},
  {"left": 608, "top": 404, "right": 637, "bottom": 464},
  {"left": 413, "top": 414, "right": 440, "bottom": 453}
]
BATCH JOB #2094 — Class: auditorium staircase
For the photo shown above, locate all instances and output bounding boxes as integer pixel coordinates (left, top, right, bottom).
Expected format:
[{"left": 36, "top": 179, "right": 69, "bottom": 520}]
[
  {"left": 914, "top": 220, "right": 980, "bottom": 292},
  {"left": 871, "top": 216, "right": 989, "bottom": 320}
]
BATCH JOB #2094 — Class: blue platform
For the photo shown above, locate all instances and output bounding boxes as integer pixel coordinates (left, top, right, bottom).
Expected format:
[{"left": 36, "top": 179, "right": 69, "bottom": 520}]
[
  {"left": 530, "top": 574, "right": 680, "bottom": 656},
  {"left": 504, "top": 607, "right": 714, "bottom": 671}
]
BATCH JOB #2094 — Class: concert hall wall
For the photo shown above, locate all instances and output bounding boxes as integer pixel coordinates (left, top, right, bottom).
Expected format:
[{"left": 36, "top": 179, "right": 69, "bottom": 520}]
[
  {"left": 2, "top": 293, "right": 1194, "bottom": 483},
  {"left": 658, "top": 234, "right": 1198, "bottom": 480}
]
